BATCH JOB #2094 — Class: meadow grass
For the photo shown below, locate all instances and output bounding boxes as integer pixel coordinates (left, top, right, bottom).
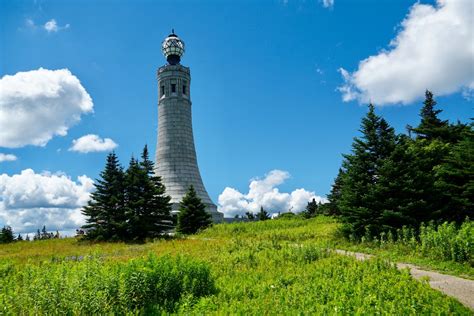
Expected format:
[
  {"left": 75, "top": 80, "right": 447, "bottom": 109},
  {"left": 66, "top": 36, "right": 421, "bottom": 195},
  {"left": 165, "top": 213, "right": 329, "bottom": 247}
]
[{"left": 0, "top": 216, "right": 472, "bottom": 314}]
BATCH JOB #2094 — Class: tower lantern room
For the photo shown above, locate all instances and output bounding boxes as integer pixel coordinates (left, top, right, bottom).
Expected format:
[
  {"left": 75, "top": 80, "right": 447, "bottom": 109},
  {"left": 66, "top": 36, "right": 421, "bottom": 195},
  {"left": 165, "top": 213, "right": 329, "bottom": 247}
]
[{"left": 161, "top": 30, "right": 185, "bottom": 65}]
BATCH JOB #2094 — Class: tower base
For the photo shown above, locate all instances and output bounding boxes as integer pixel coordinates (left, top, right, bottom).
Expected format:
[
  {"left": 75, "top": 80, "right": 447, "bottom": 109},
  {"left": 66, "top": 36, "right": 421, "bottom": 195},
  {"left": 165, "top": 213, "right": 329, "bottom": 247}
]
[{"left": 170, "top": 203, "right": 224, "bottom": 223}]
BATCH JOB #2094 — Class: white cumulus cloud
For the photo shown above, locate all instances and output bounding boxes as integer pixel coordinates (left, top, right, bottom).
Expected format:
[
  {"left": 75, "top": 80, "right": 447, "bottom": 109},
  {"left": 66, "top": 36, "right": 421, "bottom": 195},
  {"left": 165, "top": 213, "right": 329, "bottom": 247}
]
[
  {"left": 218, "top": 170, "right": 326, "bottom": 218},
  {"left": 0, "top": 154, "right": 17, "bottom": 162},
  {"left": 0, "top": 169, "right": 94, "bottom": 234},
  {"left": 338, "top": 0, "right": 474, "bottom": 105},
  {"left": 69, "top": 134, "right": 118, "bottom": 153},
  {"left": 43, "top": 19, "right": 70, "bottom": 33},
  {"left": 0, "top": 68, "right": 93, "bottom": 148}
]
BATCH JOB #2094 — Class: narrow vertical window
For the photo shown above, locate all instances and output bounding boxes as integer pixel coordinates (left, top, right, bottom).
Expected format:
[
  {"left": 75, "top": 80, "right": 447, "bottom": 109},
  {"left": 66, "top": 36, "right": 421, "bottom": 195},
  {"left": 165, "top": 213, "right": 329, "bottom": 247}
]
[
  {"left": 161, "top": 85, "right": 165, "bottom": 96},
  {"left": 182, "top": 84, "right": 187, "bottom": 95},
  {"left": 171, "top": 84, "right": 176, "bottom": 93}
]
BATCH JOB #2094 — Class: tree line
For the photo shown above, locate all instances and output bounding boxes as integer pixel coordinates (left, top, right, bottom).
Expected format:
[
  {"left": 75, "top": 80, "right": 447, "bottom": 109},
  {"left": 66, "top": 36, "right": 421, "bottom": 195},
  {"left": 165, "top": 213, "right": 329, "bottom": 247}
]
[
  {"left": 324, "top": 91, "right": 472, "bottom": 239},
  {"left": 81, "top": 145, "right": 211, "bottom": 241},
  {"left": 0, "top": 225, "right": 60, "bottom": 244}
]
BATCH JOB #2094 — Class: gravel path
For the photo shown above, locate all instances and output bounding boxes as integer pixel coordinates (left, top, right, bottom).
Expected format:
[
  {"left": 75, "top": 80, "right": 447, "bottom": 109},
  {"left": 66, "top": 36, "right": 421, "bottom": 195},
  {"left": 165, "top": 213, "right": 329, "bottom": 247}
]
[{"left": 334, "top": 249, "right": 474, "bottom": 310}]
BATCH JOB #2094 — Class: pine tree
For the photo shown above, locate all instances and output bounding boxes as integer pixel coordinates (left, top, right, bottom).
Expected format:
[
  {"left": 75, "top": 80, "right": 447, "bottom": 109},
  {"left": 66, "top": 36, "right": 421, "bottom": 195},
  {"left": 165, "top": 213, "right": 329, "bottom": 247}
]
[
  {"left": 435, "top": 124, "right": 474, "bottom": 222},
  {"left": 41, "top": 225, "right": 48, "bottom": 239},
  {"left": 25, "top": 234, "right": 30, "bottom": 241},
  {"left": 0, "top": 226, "right": 14, "bottom": 244},
  {"left": 124, "top": 146, "right": 172, "bottom": 240},
  {"left": 302, "top": 198, "right": 319, "bottom": 218},
  {"left": 124, "top": 156, "right": 144, "bottom": 240},
  {"left": 338, "top": 104, "right": 396, "bottom": 238},
  {"left": 17, "top": 233, "right": 23, "bottom": 241},
  {"left": 257, "top": 206, "right": 270, "bottom": 221},
  {"left": 82, "top": 152, "right": 126, "bottom": 240},
  {"left": 374, "top": 135, "right": 435, "bottom": 230},
  {"left": 245, "top": 211, "right": 255, "bottom": 220},
  {"left": 139, "top": 146, "right": 172, "bottom": 237},
  {"left": 411, "top": 90, "right": 448, "bottom": 141},
  {"left": 325, "top": 168, "right": 345, "bottom": 216},
  {"left": 177, "top": 185, "right": 212, "bottom": 234}
]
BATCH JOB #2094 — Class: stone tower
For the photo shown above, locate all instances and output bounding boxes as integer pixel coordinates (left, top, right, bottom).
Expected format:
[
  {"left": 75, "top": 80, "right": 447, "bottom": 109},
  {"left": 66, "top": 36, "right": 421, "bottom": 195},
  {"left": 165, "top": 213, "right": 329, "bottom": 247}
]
[{"left": 155, "top": 31, "right": 223, "bottom": 222}]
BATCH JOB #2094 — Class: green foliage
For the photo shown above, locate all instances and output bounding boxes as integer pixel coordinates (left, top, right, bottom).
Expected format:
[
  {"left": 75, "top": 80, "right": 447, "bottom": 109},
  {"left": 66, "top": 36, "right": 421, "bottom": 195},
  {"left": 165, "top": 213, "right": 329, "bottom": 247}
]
[
  {"left": 177, "top": 185, "right": 212, "bottom": 234},
  {"left": 301, "top": 198, "right": 319, "bottom": 218},
  {"left": 333, "top": 91, "right": 472, "bottom": 239},
  {"left": 0, "top": 217, "right": 471, "bottom": 314},
  {"left": 324, "top": 168, "right": 344, "bottom": 216},
  {"left": 435, "top": 125, "right": 474, "bottom": 221},
  {"left": 82, "top": 146, "right": 172, "bottom": 241},
  {"left": 82, "top": 151, "right": 127, "bottom": 241},
  {"left": 0, "top": 226, "right": 14, "bottom": 244},
  {"left": 338, "top": 104, "right": 396, "bottom": 238},
  {"left": 418, "top": 220, "right": 473, "bottom": 263},
  {"left": 0, "top": 254, "right": 215, "bottom": 314},
  {"left": 355, "top": 219, "right": 473, "bottom": 265},
  {"left": 256, "top": 206, "right": 270, "bottom": 221}
]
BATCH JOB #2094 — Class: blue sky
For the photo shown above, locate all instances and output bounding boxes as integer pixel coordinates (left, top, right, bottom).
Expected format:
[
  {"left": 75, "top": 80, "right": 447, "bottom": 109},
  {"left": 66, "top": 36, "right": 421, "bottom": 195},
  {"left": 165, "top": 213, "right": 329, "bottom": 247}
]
[{"left": 0, "top": 0, "right": 472, "bottom": 233}]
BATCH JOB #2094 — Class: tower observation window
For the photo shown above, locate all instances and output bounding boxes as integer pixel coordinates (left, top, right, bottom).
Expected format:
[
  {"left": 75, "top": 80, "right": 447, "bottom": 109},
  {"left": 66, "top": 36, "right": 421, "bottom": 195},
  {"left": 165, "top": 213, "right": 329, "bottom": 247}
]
[
  {"left": 161, "top": 85, "right": 165, "bottom": 96},
  {"left": 182, "top": 84, "right": 187, "bottom": 95},
  {"left": 171, "top": 84, "right": 176, "bottom": 93}
]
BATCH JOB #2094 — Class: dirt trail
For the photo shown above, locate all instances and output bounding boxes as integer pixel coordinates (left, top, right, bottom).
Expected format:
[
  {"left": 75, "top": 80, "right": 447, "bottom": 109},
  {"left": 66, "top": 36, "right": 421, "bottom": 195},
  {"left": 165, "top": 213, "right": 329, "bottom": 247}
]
[{"left": 334, "top": 249, "right": 474, "bottom": 310}]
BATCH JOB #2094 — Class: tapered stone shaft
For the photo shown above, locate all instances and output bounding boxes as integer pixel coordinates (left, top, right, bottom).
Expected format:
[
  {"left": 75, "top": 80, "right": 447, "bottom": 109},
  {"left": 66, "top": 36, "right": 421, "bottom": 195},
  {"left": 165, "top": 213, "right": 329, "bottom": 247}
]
[{"left": 155, "top": 32, "right": 223, "bottom": 222}]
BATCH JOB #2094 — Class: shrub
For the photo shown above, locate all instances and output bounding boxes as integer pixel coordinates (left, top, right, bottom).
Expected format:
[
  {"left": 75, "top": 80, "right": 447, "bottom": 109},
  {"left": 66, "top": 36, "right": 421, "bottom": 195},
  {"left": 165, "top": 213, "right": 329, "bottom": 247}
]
[{"left": 0, "top": 254, "right": 215, "bottom": 314}]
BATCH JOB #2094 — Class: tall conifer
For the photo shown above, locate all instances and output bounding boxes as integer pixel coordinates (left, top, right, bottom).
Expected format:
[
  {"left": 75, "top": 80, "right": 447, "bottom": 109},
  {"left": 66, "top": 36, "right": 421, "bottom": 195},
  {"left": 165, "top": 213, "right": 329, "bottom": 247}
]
[
  {"left": 338, "top": 104, "right": 396, "bottom": 238},
  {"left": 82, "top": 152, "right": 126, "bottom": 240},
  {"left": 177, "top": 185, "right": 211, "bottom": 234}
]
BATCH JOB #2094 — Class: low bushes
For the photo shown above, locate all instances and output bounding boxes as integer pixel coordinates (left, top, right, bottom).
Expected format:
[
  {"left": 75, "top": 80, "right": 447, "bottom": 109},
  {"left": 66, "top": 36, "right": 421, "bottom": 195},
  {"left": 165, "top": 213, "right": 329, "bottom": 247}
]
[
  {"left": 358, "top": 219, "right": 473, "bottom": 264},
  {"left": 0, "top": 254, "right": 215, "bottom": 314}
]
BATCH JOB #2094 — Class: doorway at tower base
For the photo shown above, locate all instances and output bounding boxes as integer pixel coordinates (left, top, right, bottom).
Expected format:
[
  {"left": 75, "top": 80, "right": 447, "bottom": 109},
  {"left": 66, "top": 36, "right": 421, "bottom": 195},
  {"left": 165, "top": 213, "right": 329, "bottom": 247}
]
[{"left": 170, "top": 203, "right": 224, "bottom": 223}]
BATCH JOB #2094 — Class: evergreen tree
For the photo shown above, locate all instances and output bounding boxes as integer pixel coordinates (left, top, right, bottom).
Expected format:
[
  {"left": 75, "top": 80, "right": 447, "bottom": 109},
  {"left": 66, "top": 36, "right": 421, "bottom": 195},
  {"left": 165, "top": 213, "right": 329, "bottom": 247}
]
[
  {"left": 139, "top": 146, "right": 172, "bottom": 237},
  {"left": 245, "top": 211, "right": 255, "bottom": 220},
  {"left": 124, "top": 156, "right": 144, "bottom": 240},
  {"left": 124, "top": 146, "right": 172, "bottom": 240},
  {"left": 0, "top": 226, "right": 14, "bottom": 244},
  {"left": 411, "top": 90, "right": 448, "bottom": 141},
  {"left": 257, "top": 206, "right": 270, "bottom": 221},
  {"left": 41, "top": 226, "right": 49, "bottom": 239},
  {"left": 34, "top": 229, "right": 41, "bottom": 241},
  {"left": 325, "top": 168, "right": 345, "bottom": 216},
  {"left": 17, "top": 233, "right": 23, "bottom": 241},
  {"left": 302, "top": 198, "right": 319, "bottom": 218},
  {"left": 25, "top": 234, "right": 30, "bottom": 241},
  {"left": 338, "top": 104, "right": 396, "bottom": 238},
  {"left": 177, "top": 186, "right": 212, "bottom": 234},
  {"left": 435, "top": 124, "right": 474, "bottom": 222},
  {"left": 82, "top": 152, "right": 126, "bottom": 240},
  {"left": 374, "top": 135, "right": 436, "bottom": 230}
]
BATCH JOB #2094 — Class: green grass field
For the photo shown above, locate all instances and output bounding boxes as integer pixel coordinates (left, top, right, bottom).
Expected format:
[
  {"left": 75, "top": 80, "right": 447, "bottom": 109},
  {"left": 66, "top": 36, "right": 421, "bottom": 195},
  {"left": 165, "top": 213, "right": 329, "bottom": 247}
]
[{"left": 0, "top": 217, "right": 472, "bottom": 314}]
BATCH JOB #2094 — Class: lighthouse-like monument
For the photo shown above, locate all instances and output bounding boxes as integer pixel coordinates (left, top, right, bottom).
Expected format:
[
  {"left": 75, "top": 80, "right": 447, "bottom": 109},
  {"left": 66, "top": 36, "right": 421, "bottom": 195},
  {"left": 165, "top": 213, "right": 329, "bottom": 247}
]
[{"left": 155, "top": 31, "right": 223, "bottom": 222}]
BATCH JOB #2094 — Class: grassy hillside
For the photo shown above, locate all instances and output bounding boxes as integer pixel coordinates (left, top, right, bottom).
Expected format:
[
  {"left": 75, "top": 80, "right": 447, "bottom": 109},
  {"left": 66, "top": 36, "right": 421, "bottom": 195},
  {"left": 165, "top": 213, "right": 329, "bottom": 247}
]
[{"left": 0, "top": 217, "right": 472, "bottom": 314}]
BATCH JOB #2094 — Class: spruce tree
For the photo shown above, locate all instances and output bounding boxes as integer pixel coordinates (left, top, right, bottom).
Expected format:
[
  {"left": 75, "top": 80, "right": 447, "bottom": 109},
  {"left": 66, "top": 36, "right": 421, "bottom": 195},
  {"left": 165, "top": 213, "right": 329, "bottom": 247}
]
[
  {"left": 257, "top": 206, "right": 270, "bottom": 221},
  {"left": 124, "top": 146, "right": 172, "bottom": 240},
  {"left": 82, "top": 152, "right": 126, "bottom": 240},
  {"left": 325, "top": 168, "right": 345, "bottom": 216},
  {"left": 177, "top": 185, "right": 212, "bottom": 234},
  {"left": 17, "top": 234, "right": 23, "bottom": 241},
  {"left": 124, "top": 157, "right": 144, "bottom": 240},
  {"left": 245, "top": 211, "right": 255, "bottom": 220},
  {"left": 139, "top": 146, "right": 172, "bottom": 237},
  {"left": 302, "top": 199, "right": 319, "bottom": 218},
  {"left": 338, "top": 104, "right": 396, "bottom": 238},
  {"left": 374, "top": 135, "right": 434, "bottom": 229},
  {"left": 435, "top": 124, "right": 474, "bottom": 222},
  {"left": 412, "top": 90, "right": 448, "bottom": 141},
  {"left": 0, "top": 226, "right": 14, "bottom": 244}
]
